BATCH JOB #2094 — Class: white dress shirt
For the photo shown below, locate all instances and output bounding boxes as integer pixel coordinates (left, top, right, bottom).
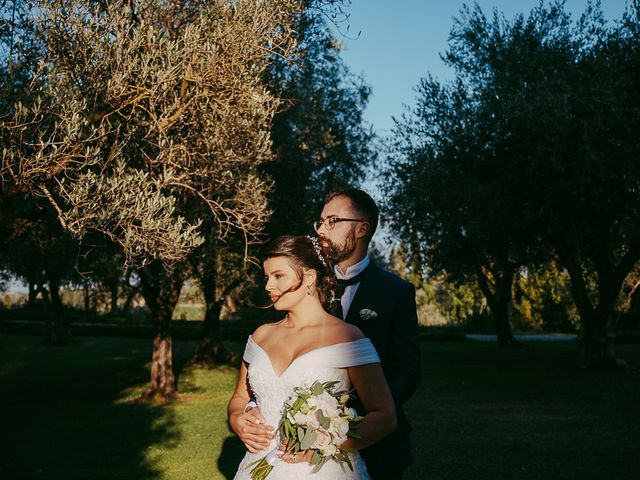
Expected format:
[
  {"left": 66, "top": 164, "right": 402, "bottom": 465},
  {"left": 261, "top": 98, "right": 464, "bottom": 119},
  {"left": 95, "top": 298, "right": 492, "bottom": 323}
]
[{"left": 334, "top": 255, "right": 370, "bottom": 319}]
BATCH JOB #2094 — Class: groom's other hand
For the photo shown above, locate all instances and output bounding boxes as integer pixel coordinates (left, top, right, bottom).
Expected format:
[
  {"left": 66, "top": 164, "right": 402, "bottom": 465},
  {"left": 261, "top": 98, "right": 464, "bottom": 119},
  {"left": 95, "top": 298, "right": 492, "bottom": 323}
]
[{"left": 229, "top": 405, "right": 274, "bottom": 453}]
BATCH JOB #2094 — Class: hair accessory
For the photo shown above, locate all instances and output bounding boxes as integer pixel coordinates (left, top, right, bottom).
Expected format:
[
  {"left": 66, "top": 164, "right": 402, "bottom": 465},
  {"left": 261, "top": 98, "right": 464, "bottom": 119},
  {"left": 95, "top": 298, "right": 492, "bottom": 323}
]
[
  {"left": 306, "top": 235, "right": 328, "bottom": 268},
  {"left": 306, "top": 236, "right": 337, "bottom": 305}
]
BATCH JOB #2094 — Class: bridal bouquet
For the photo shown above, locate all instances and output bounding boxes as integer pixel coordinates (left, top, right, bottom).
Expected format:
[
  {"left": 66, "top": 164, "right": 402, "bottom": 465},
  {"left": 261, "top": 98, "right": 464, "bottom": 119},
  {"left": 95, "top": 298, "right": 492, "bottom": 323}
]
[{"left": 248, "top": 380, "right": 363, "bottom": 479}]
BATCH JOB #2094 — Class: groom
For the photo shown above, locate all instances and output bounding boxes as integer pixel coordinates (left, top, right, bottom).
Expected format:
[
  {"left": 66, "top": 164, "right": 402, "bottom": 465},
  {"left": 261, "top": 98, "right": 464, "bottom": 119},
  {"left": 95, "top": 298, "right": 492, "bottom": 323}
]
[{"left": 314, "top": 188, "right": 421, "bottom": 480}]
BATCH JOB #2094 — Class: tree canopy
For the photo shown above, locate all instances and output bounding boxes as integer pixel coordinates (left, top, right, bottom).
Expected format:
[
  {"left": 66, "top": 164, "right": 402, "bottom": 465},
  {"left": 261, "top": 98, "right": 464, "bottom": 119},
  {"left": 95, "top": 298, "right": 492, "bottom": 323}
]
[{"left": 385, "top": 0, "right": 640, "bottom": 366}]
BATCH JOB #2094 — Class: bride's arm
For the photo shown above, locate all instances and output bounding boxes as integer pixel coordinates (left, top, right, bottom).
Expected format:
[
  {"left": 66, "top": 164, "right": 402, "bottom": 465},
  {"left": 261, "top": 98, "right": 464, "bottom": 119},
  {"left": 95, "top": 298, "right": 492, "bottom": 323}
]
[
  {"left": 342, "top": 363, "right": 398, "bottom": 451},
  {"left": 227, "top": 362, "right": 275, "bottom": 453}
]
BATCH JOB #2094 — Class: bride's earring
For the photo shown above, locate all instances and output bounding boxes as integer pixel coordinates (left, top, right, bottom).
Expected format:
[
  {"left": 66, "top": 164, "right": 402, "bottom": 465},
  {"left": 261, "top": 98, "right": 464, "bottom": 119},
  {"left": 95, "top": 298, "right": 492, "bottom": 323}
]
[{"left": 306, "top": 285, "right": 312, "bottom": 295}]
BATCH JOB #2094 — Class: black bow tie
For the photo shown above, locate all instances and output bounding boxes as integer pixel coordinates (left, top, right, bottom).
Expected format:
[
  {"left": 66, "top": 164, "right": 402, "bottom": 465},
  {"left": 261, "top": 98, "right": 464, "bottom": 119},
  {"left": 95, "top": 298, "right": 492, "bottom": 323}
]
[
  {"left": 336, "top": 269, "right": 367, "bottom": 295},
  {"left": 337, "top": 272, "right": 365, "bottom": 287},
  {"left": 331, "top": 267, "right": 369, "bottom": 320}
]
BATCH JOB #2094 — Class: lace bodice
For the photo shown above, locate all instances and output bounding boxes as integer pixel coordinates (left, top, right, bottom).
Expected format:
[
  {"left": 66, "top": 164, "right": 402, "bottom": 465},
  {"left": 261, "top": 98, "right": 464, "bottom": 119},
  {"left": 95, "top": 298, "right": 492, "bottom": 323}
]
[{"left": 232, "top": 336, "right": 379, "bottom": 480}]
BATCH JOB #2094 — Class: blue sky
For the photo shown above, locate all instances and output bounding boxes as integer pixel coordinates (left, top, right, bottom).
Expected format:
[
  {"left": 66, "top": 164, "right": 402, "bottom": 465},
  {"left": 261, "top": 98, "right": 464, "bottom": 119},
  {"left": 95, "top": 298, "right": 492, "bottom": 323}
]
[{"left": 336, "top": 0, "right": 629, "bottom": 135}]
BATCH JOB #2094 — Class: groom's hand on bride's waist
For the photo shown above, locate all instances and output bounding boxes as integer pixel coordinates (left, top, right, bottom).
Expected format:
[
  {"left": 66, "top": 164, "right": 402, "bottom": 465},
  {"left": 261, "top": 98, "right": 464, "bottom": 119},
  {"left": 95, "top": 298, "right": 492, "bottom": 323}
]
[{"left": 229, "top": 405, "right": 275, "bottom": 453}]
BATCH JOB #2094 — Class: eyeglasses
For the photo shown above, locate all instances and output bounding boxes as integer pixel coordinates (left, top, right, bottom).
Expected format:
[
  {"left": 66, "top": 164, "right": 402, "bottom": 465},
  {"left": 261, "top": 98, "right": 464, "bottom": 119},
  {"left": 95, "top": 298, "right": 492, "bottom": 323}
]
[{"left": 313, "top": 216, "right": 368, "bottom": 232}]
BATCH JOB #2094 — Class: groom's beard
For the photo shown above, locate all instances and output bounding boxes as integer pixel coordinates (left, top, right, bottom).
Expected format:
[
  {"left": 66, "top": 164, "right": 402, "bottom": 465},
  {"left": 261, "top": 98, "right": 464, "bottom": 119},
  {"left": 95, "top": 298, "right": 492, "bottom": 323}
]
[{"left": 321, "top": 227, "right": 357, "bottom": 263}]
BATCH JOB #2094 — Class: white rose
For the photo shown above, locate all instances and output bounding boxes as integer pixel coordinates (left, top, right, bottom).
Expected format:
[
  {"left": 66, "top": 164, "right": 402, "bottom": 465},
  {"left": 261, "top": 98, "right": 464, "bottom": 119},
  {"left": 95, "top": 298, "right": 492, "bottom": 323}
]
[
  {"left": 331, "top": 416, "right": 350, "bottom": 442},
  {"left": 306, "top": 414, "right": 320, "bottom": 430},
  {"left": 308, "top": 392, "right": 340, "bottom": 417},
  {"left": 293, "top": 410, "right": 309, "bottom": 425},
  {"left": 321, "top": 443, "right": 338, "bottom": 457}
]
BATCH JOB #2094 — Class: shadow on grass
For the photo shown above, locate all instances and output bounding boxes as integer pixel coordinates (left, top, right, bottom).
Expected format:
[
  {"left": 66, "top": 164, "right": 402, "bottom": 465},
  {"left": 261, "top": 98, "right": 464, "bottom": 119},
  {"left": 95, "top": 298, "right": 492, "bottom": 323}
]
[
  {"left": 404, "top": 341, "right": 640, "bottom": 480},
  {"left": 0, "top": 334, "right": 195, "bottom": 480},
  {"left": 217, "top": 436, "right": 248, "bottom": 479}
]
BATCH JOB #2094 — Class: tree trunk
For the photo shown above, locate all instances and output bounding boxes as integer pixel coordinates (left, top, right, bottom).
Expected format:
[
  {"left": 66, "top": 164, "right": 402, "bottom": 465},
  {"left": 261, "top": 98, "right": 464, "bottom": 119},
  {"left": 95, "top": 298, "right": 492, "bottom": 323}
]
[
  {"left": 139, "top": 265, "right": 183, "bottom": 400},
  {"left": 495, "top": 298, "right": 519, "bottom": 347},
  {"left": 44, "top": 276, "right": 72, "bottom": 345},
  {"left": 109, "top": 281, "right": 118, "bottom": 315},
  {"left": 83, "top": 282, "right": 91, "bottom": 312},
  {"left": 191, "top": 283, "right": 239, "bottom": 366},
  {"left": 476, "top": 265, "right": 519, "bottom": 347},
  {"left": 578, "top": 309, "right": 626, "bottom": 371},
  {"left": 580, "top": 306, "right": 624, "bottom": 371},
  {"left": 28, "top": 281, "right": 37, "bottom": 307},
  {"left": 192, "top": 299, "right": 233, "bottom": 365},
  {"left": 120, "top": 285, "right": 139, "bottom": 316},
  {"left": 38, "top": 283, "right": 50, "bottom": 304},
  {"left": 562, "top": 255, "right": 627, "bottom": 371}
]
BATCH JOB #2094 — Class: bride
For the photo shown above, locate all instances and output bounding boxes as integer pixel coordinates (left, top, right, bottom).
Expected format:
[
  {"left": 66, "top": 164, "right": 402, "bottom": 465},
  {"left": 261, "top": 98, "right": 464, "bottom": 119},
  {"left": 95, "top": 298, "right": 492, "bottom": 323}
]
[{"left": 228, "top": 235, "right": 397, "bottom": 479}]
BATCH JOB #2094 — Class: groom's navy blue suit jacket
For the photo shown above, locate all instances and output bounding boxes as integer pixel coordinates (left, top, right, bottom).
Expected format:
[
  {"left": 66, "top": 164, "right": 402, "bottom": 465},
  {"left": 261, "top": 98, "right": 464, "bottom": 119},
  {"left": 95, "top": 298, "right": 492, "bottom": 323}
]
[{"left": 345, "top": 261, "right": 421, "bottom": 473}]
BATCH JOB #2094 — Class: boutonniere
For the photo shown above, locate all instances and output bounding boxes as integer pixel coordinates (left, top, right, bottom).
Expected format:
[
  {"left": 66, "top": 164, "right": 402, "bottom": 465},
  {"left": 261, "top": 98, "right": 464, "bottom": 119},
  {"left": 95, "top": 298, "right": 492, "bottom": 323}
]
[{"left": 359, "top": 308, "right": 378, "bottom": 320}]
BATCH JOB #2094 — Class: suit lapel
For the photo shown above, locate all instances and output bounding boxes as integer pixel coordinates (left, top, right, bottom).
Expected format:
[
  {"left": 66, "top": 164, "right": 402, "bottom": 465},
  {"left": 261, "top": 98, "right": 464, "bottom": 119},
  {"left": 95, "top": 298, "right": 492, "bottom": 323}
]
[{"left": 345, "top": 262, "right": 377, "bottom": 325}]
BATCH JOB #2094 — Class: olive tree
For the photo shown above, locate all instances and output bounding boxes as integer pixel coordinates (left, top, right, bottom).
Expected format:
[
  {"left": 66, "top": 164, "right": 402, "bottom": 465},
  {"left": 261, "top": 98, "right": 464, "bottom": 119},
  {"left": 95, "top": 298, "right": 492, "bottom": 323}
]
[{"left": 2, "top": 0, "right": 305, "bottom": 397}]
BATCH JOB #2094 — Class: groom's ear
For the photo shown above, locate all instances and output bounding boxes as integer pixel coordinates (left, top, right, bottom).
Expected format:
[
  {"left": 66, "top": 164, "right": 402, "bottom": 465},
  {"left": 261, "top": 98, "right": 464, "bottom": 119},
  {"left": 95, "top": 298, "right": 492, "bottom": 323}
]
[{"left": 355, "top": 221, "right": 370, "bottom": 240}]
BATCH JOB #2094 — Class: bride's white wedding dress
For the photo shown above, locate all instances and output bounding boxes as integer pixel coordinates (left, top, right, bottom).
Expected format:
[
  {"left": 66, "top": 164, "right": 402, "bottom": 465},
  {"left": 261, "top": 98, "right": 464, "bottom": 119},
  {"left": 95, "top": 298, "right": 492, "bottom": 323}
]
[{"left": 233, "top": 336, "right": 379, "bottom": 480}]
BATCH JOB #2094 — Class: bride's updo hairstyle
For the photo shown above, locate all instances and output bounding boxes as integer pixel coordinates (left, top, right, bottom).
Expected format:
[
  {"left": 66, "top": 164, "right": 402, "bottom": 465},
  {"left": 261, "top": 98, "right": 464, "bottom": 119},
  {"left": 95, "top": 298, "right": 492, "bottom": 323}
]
[{"left": 261, "top": 235, "right": 337, "bottom": 309}]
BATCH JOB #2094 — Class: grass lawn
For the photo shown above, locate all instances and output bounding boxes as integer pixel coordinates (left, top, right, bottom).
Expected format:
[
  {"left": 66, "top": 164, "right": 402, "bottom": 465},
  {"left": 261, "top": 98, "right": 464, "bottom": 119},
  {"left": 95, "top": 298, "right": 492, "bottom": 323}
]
[{"left": 1, "top": 334, "right": 639, "bottom": 480}]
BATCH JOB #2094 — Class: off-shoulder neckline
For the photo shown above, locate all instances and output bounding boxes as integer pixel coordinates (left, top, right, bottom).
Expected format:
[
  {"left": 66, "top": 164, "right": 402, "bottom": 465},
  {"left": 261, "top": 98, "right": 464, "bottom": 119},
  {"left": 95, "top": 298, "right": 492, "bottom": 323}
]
[{"left": 248, "top": 336, "right": 370, "bottom": 378}]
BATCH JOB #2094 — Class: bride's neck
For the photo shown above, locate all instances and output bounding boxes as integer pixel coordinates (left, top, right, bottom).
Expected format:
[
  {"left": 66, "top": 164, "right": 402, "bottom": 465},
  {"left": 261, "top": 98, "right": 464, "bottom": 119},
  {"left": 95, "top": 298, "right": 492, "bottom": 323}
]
[{"left": 285, "top": 299, "right": 326, "bottom": 327}]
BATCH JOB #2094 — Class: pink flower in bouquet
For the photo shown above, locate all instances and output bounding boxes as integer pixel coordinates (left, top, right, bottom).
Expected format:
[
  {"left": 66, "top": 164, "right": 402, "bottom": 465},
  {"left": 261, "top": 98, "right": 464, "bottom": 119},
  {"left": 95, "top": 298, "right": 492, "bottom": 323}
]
[{"left": 313, "top": 430, "right": 332, "bottom": 448}]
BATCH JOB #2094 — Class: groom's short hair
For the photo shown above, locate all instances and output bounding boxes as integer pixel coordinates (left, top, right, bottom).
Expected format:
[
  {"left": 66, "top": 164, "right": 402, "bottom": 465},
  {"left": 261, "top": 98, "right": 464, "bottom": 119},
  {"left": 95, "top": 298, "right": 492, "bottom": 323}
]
[{"left": 325, "top": 188, "right": 379, "bottom": 241}]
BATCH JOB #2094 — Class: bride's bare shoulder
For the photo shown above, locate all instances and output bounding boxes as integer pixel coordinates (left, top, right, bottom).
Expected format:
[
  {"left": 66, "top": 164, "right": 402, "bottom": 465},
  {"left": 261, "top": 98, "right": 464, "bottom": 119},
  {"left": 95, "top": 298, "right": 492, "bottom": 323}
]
[
  {"left": 251, "top": 321, "right": 281, "bottom": 343},
  {"left": 324, "top": 316, "right": 365, "bottom": 343}
]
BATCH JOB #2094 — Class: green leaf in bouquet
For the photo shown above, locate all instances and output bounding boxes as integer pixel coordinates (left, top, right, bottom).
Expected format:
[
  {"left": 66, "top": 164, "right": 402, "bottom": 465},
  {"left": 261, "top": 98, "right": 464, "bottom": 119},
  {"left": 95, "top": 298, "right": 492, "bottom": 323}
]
[
  {"left": 348, "top": 421, "right": 362, "bottom": 438},
  {"left": 311, "top": 455, "right": 329, "bottom": 473},
  {"left": 300, "top": 429, "right": 317, "bottom": 450},
  {"left": 291, "top": 401, "right": 300, "bottom": 415},
  {"left": 311, "top": 381, "right": 324, "bottom": 395},
  {"left": 310, "top": 450, "right": 323, "bottom": 465},
  {"left": 343, "top": 451, "right": 354, "bottom": 471},
  {"left": 323, "top": 380, "right": 339, "bottom": 389},
  {"left": 333, "top": 450, "right": 354, "bottom": 471},
  {"left": 286, "top": 420, "right": 296, "bottom": 438},
  {"left": 338, "top": 393, "right": 350, "bottom": 405},
  {"left": 315, "top": 409, "right": 331, "bottom": 430},
  {"left": 280, "top": 418, "right": 293, "bottom": 439},
  {"left": 297, "top": 426, "right": 305, "bottom": 441}
]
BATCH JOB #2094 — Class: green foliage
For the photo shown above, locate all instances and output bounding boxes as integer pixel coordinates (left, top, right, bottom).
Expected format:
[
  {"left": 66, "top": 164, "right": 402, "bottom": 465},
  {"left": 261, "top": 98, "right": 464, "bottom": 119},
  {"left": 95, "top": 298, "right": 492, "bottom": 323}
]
[
  {"left": 2, "top": 0, "right": 305, "bottom": 268},
  {"left": 384, "top": 1, "right": 640, "bottom": 348},
  {"left": 62, "top": 163, "right": 204, "bottom": 268},
  {"left": 389, "top": 243, "right": 487, "bottom": 327},
  {"left": 265, "top": 9, "right": 373, "bottom": 237},
  {"left": 420, "top": 277, "right": 488, "bottom": 326},
  {"left": 513, "top": 262, "right": 579, "bottom": 333},
  {"left": 2, "top": 199, "right": 79, "bottom": 296}
]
